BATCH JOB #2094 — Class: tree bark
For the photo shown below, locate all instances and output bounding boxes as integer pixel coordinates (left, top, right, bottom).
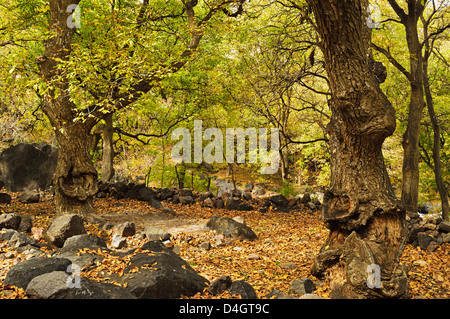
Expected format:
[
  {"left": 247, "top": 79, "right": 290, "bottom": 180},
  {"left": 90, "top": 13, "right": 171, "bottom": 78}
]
[
  {"left": 308, "top": 0, "right": 408, "bottom": 298},
  {"left": 36, "top": 0, "right": 100, "bottom": 221},
  {"left": 401, "top": 11, "right": 425, "bottom": 215},
  {"left": 101, "top": 113, "right": 115, "bottom": 182},
  {"left": 422, "top": 17, "right": 449, "bottom": 221}
]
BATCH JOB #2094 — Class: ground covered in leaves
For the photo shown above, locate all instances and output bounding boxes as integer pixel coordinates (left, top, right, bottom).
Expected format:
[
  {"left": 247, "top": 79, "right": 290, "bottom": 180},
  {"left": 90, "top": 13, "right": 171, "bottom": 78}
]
[{"left": 1, "top": 194, "right": 449, "bottom": 299}]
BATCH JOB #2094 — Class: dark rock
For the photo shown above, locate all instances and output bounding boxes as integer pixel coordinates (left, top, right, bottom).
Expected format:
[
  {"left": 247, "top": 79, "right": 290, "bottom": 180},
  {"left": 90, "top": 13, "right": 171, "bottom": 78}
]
[
  {"left": 46, "top": 214, "right": 86, "bottom": 248},
  {"left": 137, "top": 187, "right": 156, "bottom": 202},
  {"left": 438, "top": 221, "right": 450, "bottom": 233},
  {"left": 213, "top": 198, "right": 224, "bottom": 209},
  {"left": 111, "top": 251, "right": 209, "bottom": 298},
  {"left": 179, "top": 189, "right": 193, "bottom": 197},
  {"left": 149, "top": 198, "right": 164, "bottom": 209},
  {"left": 4, "top": 257, "right": 72, "bottom": 289},
  {"left": 179, "top": 195, "right": 194, "bottom": 205},
  {"left": 0, "top": 192, "right": 12, "bottom": 204},
  {"left": 418, "top": 203, "right": 432, "bottom": 215},
  {"left": 202, "top": 197, "right": 214, "bottom": 208},
  {"left": 18, "top": 215, "right": 33, "bottom": 233},
  {"left": 408, "top": 223, "right": 423, "bottom": 243},
  {"left": 208, "top": 275, "right": 232, "bottom": 295},
  {"left": 114, "top": 222, "right": 136, "bottom": 237},
  {"left": 0, "top": 143, "right": 58, "bottom": 191},
  {"left": 156, "top": 188, "right": 176, "bottom": 201},
  {"left": 300, "top": 193, "right": 311, "bottom": 204},
  {"left": 225, "top": 197, "right": 241, "bottom": 210},
  {"left": 227, "top": 280, "right": 257, "bottom": 299},
  {"left": 0, "top": 213, "right": 21, "bottom": 230},
  {"left": 417, "top": 232, "right": 433, "bottom": 250},
  {"left": 269, "top": 194, "right": 288, "bottom": 208},
  {"left": 8, "top": 230, "right": 40, "bottom": 249},
  {"left": 242, "top": 192, "right": 252, "bottom": 201},
  {"left": 289, "top": 278, "right": 316, "bottom": 295},
  {"left": 26, "top": 271, "right": 136, "bottom": 299},
  {"left": 19, "top": 190, "right": 40, "bottom": 203},
  {"left": 59, "top": 234, "right": 108, "bottom": 252},
  {"left": 427, "top": 241, "right": 439, "bottom": 252},
  {"left": 206, "top": 216, "right": 257, "bottom": 241},
  {"left": 443, "top": 232, "right": 450, "bottom": 243}
]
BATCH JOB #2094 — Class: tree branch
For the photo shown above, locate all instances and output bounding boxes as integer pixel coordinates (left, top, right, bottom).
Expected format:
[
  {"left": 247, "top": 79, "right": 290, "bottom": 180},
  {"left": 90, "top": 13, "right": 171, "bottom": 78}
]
[{"left": 371, "top": 42, "right": 413, "bottom": 82}]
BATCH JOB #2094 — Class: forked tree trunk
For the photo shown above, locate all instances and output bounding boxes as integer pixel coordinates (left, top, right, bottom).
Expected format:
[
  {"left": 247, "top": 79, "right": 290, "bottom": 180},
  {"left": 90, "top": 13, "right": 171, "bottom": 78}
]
[{"left": 308, "top": 0, "right": 409, "bottom": 298}]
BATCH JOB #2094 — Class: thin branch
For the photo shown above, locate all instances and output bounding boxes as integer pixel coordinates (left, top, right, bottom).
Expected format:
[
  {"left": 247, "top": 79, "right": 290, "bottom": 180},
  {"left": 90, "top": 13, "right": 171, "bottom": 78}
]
[{"left": 371, "top": 42, "right": 413, "bottom": 82}]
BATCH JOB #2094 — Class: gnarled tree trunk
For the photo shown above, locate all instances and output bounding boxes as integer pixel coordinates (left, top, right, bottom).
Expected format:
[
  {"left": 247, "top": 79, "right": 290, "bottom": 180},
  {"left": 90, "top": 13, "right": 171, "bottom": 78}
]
[
  {"left": 37, "top": 0, "right": 100, "bottom": 221},
  {"left": 308, "top": 0, "right": 409, "bottom": 298}
]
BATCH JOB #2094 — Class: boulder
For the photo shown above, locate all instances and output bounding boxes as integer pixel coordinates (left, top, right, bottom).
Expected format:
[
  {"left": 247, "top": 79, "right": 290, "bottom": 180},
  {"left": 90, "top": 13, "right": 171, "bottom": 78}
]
[
  {"left": 137, "top": 187, "right": 156, "bottom": 202},
  {"left": 59, "top": 234, "right": 108, "bottom": 252},
  {"left": 8, "top": 230, "right": 41, "bottom": 249},
  {"left": 4, "top": 257, "right": 72, "bottom": 289},
  {"left": 110, "top": 246, "right": 209, "bottom": 298},
  {"left": 225, "top": 197, "right": 241, "bottom": 210},
  {"left": 18, "top": 215, "right": 33, "bottom": 233},
  {"left": 113, "top": 222, "right": 136, "bottom": 237},
  {"left": 206, "top": 216, "right": 258, "bottom": 241},
  {"left": 46, "top": 214, "right": 86, "bottom": 248},
  {"left": 300, "top": 193, "right": 311, "bottom": 204},
  {"left": 0, "top": 192, "right": 11, "bottom": 204},
  {"left": 227, "top": 280, "right": 257, "bottom": 299},
  {"left": 443, "top": 232, "right": 450, "bottom": 243},
  {"left": 289, "top": 278, "right": 317, "bottom": 295},
  {"left": 213, "top": 198, "right": 224, "bottom": 209},
  {"left": 417, "top": 232, "right": 433, "bottom": 250},
  {"left": 179, "top": 195, "right": 194, "bottom": 205},
  {"left": 143, "top": 225, "right": 171, "bottom": 241},
  {"left": 0, "top": 213, "right": 21, "bottom": 230},
  {"left": 26, "top": 271, "right": 136, "bottom": 299},
  {"left": 208, "top": 275, "right": 232, "bottom": 295},
  {"left": 438, "top": 221, "right": 450, "bottom": 233},
  {"left": 269, "top": 194, "right": 288, "bottom": 208},
  {"left": 0, "top": 143, "right": 58, "bottom": 191},
  {"left": 149, "top": 198, "right": 164, "bottom": 209},
  {"left": 19, "top": 190, "right": 40, "bottom": 204}
]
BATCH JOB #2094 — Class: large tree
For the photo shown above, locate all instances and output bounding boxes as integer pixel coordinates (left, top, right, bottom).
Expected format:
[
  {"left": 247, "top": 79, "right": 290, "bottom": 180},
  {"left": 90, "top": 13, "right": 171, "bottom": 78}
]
[
  {"left": 308, "top": 0, "right": 408, "bottom": 298},
  {"left": 4, "top": 0, "right": 244, "bottom": 220}
]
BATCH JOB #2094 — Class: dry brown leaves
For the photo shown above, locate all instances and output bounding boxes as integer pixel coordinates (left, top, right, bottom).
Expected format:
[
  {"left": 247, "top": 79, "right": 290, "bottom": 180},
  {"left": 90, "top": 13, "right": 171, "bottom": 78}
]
[{"left": 1, "top": 194, "right": 450, "bottom": 299}]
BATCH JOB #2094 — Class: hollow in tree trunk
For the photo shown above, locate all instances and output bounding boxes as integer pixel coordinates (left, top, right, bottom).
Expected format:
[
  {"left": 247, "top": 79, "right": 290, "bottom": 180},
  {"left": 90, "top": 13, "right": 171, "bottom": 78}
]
[{"left": 308, "top": 0, "right": 409, "bottom": 298}]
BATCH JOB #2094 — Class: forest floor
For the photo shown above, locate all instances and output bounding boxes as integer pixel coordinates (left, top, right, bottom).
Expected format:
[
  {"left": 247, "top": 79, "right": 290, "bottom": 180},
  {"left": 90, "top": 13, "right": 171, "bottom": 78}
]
[{"left": 1, "top": 194, "right": 449, "bottom": 299}]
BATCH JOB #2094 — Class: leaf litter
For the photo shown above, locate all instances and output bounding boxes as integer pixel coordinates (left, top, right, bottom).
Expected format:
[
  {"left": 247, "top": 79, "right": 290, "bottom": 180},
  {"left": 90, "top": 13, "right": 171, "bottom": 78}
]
[{"left": 1, "top": 195, "right": 449, "bottom": 299}]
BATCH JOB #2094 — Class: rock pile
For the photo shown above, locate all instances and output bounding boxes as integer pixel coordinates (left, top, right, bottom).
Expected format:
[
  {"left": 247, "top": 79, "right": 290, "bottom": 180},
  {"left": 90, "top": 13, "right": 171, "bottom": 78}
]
[
  {"left": 0, "top": 212, "right": 209, "bottom": 299},
  {"left": 96, "top": 181, "right": 322, "bottom": 214},
  {"left": 407, "top": 212, "right": 450, "bottom": 251}
]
